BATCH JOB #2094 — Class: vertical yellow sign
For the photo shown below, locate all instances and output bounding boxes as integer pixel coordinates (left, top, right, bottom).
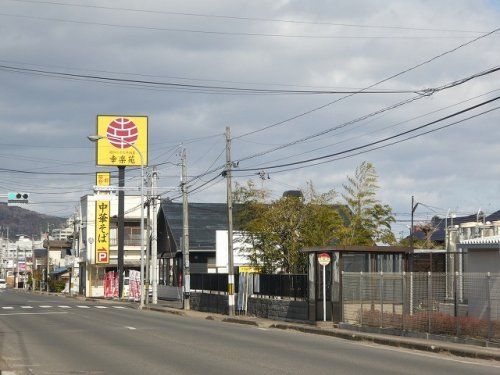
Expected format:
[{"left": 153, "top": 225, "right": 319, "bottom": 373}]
[
  {"left": 96, "top": 172, "right": 111, "bottom": 186},
  {"left": 95, "top": 200, "right": 110, "bottom": 264},
  {"left": 96, "top": 115, "right": 148, "bottom": 167}
]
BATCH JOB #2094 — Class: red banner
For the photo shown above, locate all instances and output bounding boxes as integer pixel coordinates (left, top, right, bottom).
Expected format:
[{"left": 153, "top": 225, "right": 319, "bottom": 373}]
[{"left": 104, "top": 271, "right": 118, "bottom": 298}]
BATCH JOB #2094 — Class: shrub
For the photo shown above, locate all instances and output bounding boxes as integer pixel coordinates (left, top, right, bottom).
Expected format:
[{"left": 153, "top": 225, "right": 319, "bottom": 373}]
[
  {"left": 357, "top": 308, "right": 499, "bottom": 339},
  {"left": 49, "top": 278, "right": 66, "bottom": 293}
]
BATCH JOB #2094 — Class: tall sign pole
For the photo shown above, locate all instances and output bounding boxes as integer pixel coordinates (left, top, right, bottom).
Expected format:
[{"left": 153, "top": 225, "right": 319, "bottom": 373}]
[
  {"left": 91, "top": 115, "right": 148, "bottom": 302},
  {"left": 318, "top": 253, "right": 331, "bottom": 322},
  {"left": 225, "top": 127, "right": 235, "bottom": 316},
  {"left": 118, "top": 166, "right": 125, "bottom": 298}
]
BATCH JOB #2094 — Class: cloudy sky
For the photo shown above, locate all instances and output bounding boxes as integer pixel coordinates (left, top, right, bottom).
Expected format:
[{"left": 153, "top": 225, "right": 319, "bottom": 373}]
[{"left": 0, "top": 0, "right": 499, "bottom": 237}]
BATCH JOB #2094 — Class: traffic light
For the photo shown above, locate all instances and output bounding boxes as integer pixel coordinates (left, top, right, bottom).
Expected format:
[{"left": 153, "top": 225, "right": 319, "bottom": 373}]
[{"left": 7, "top": 192, "right": 29, "bottom": 205}]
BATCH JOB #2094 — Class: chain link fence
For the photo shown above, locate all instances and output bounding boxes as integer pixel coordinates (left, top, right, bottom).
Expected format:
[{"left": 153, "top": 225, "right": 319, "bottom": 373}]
[{"left": 342, "top": 272, "right": 499, "bottom": 344}]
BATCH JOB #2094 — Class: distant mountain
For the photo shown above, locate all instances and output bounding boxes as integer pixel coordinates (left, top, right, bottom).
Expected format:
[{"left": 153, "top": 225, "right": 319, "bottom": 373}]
[{"left": 0, "top": 202, "right": 67, "bottom": 240}]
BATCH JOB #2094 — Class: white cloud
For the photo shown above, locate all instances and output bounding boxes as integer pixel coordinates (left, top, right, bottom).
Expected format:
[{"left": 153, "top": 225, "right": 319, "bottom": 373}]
[{"left": 0, "top": 0, "right": 499, "bottom": 226}]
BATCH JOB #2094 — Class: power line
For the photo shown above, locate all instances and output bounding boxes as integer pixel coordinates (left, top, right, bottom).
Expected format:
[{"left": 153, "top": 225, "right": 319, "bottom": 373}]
[
  {"left": 0, "top": 11, "right": 486, "bottom": 40},
  {"left": 248, "top": 87, "right": 500, "bottom": 168},
  {"left": 261, "top": 104, "right": 500, "bottom": 175},
  {"left": 233, "top": 27, "right": 500, "bottom": 141},
  {"left": 235, "top": 96, "right": 500, "bottom": 172},
  {"left": 5, "top": 0, "right": 487, "bottom": 34},
  {"left": 235, "top": 65, "right": 500, "bottom": 165},
  {"left": 0, "top": 63, "right": 427, "bottom": 95},
  {"left": 0, "top": 58, "right": 443, "bottom": 92}
]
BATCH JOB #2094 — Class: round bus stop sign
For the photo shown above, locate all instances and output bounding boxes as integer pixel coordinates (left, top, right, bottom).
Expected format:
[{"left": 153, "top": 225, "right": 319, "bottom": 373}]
[{"left": 318, "top": 252, "right": 331, "bottom": 266}]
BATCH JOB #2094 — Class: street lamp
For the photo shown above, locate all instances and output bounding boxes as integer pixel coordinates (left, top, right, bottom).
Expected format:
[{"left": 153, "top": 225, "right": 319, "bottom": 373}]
[{"left": 87, "top": 134, "right": 146, "bottom": 309}]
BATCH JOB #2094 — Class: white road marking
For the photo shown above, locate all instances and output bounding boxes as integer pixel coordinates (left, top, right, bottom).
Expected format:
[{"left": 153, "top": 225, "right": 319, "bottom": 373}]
[
  {"left": 2, "top": 306, "right": 14, "bottom": 309},
  {"left": 39, "top": 305, "right": 52, "bottom": 308},
  {"left": 77, "top": 305, "right": 90, "bottom": 308},
  {"left": 0, "top": 312, "right": 68, "bottom": 316},
  {"left": 95, "top": 306, "right": 107, "bottom": 309},
  {"left": 58, "top": 305, "right": 71, "bottom": 309},
  {"left": 258, "top": 328, "right": 268, "bottom": 331},
  {"left": 21, "top": 306, "right": 33, "bottom": 309},
  {"left": 125, "top": 326, "right": 136, "bottom": 330},
  {"left": 113, "top": 306, "right": 126, "bottom": 309}
]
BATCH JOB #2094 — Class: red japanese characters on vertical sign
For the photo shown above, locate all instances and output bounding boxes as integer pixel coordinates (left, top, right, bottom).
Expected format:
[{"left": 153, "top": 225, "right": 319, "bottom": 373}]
[{"left": 95, "top": 200, "right": 110, "bottom": 264}]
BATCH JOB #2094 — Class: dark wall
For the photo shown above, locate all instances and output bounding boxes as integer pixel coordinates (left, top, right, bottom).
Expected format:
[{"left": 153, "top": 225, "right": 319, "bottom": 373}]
[
  {"left": 247, "top": 298, "right": 308, "bottom": 322},
  {"left": 190, "top": 292, "right": 228, "bottom": 315},
  {"left": 190, "top": 292, "right": 308, "bottom": 322}
]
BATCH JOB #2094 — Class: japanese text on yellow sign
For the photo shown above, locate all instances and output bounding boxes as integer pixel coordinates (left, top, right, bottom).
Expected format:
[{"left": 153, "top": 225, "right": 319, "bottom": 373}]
[
  {"left": 95, "top": 200, "right": 110, "bottom": 264},
  {"left": 96, "top": 172, "right": 111, "bottom": 186},
  {"left": 96, "top": 115, "right": 148, "bottom": 167}
]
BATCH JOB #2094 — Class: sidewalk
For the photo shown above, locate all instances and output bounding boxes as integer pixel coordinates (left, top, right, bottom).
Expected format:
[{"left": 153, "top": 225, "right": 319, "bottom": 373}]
[{"left": 15, "top": 289, "right": 500, "bottom": 361}]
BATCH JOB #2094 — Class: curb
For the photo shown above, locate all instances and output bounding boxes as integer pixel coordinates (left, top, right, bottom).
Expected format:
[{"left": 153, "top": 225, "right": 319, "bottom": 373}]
[
  {"left": 270, "top": 324, "right": 500, "bottom": 361},
  {"left": 222, "top": 317, "right": 259, "bottom": 326},
  {"left": 143, "top": 306, "right": 186, "bottom": 316}
]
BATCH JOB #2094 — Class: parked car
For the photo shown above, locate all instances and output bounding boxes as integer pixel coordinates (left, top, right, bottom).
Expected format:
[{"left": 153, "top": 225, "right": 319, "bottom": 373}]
[{"left": 0, "top": 278, "right": 7, "bottom": 289}]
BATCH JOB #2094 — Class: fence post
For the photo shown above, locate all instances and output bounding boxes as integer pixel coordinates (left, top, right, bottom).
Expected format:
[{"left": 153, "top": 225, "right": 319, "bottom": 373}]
[
  {"left": 402, "top": 271, "right": 406, "bottom": 331},
  {"left": 454, "top": 271, "right": 459, "bottom": 337},
  {"left": 410, "top": 271, "right": 414, "bottom": 316},
  {"left": 486, "top": 272, "right": 492, "bottom": 345},
  {"left": 360, "top": 272, "right": 364, "bottom": 327},
  {"left": 427, "top": 271, "right": 432, "bottom": 335},
  {"left": 380, "top": 271, "right": 384, "bottom": 329}
]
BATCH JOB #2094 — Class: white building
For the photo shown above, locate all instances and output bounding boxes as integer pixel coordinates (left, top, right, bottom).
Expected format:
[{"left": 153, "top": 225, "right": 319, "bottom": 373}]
[
  {"left": 78, "top": 193, "right": 152, "bottom": 297},
  {"left": 51, "top": 227, "right": 74, "bottom": 241}
]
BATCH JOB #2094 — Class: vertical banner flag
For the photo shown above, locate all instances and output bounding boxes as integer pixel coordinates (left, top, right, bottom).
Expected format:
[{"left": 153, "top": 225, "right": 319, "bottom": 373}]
[
  {"left": 96, "top": 172, "right": 111, "bottom": 186},
  {"left": 96, "top": 116, "right": 148, "bottom": 167},
  {"left": 129, "top": 270, "right": 141, "bottom": 301},
  {"left": 95, "top": 200, "right": 110, "bottom": 264}
]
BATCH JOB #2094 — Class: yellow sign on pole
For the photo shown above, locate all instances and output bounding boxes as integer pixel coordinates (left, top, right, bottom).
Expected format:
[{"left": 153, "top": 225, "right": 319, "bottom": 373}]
[
  {"left": 238, "top": 266, "right": 261, "bottom": 274},
  {"left": 96, "top": 172, "right": 111, "bottom": 186},
  {"left": 95, "top": 200, "right": 110, "bottom": 264},
  {"left": 96, "top": 115, "right": 148, "bottom": 167}
]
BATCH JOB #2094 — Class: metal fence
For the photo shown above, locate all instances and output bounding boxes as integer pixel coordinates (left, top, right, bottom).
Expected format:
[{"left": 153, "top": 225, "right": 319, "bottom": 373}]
[
  {"left": 190, "top": 273, "right": 230, "bottom": 293},
  {"left": 253, "top": 274, "right": 307, "bottom": 300},
  {"left": 190, "top": 273, "right": 307, "bottom": 300},
  {"left": 342, "top": 272, "right": 500, "bottom": 344}
]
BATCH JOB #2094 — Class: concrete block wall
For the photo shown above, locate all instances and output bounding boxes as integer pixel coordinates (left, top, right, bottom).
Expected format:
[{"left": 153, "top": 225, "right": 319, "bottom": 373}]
[
  {"left": 248, "top": 298, "right": 308, "bottom": 322},
  {"left": 190, "top": 292, "right": 308, "bottom": 322},
  {"left": 190, "top": 292, "right": 228, "bottom": 315}
]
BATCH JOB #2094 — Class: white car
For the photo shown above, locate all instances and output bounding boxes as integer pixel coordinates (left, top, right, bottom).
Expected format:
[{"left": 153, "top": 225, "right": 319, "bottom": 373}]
[{"left": 0, "top": 278, "right": 6, "bottom": 289}]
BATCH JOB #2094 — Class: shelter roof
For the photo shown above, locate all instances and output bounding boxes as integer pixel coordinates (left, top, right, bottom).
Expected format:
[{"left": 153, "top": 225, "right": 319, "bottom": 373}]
[{"left": 301, "top": 245, "right": 412, "bottom": 254}]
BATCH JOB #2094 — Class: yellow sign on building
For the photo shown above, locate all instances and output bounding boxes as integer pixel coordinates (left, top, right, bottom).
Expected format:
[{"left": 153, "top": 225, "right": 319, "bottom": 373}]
[
  {"left": 96, "top": 115, "right": 148, "bottom": 167},
  {"left": 96, "top": 172, "right": 111, "bottom": 186},
  {"left": 95, "top": 200, "right": 110, "bottom": 264}
]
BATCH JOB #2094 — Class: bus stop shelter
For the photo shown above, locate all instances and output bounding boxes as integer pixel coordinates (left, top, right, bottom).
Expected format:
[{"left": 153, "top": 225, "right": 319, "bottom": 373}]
[{"left": 301, "top": 245, "right": 412, "bottom": 322}]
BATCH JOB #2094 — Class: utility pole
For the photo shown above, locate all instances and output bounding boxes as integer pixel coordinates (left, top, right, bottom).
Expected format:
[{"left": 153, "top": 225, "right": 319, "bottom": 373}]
[
  {"left": 151, "top": 166, "right": 159, "bottom": 304},
  {"left": 225, "top": 126, "right": 235, "bottom": 316},
  {"left": 15, "top": 243, "right": 19, "bottom": 289},
  {"left": 410, "top": 196, "right": 420, "bottom": 272},
  {"left": 46, "top": 224, "right": 50, "bottom": 292},
  {"left": 0, "top": 228, "right": 4, "bottom": 279},
  {"left": 181, "top": 148, "right": 190, "bottom": 310},
  {"left": 145, "top": 172, "right": 151, "bottom": 305}
]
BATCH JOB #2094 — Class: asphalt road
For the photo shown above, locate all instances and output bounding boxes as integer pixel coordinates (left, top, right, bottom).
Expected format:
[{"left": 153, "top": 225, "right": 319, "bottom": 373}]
[{"left": 0, "top": 289, "right": 499, "bottom": 375}]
